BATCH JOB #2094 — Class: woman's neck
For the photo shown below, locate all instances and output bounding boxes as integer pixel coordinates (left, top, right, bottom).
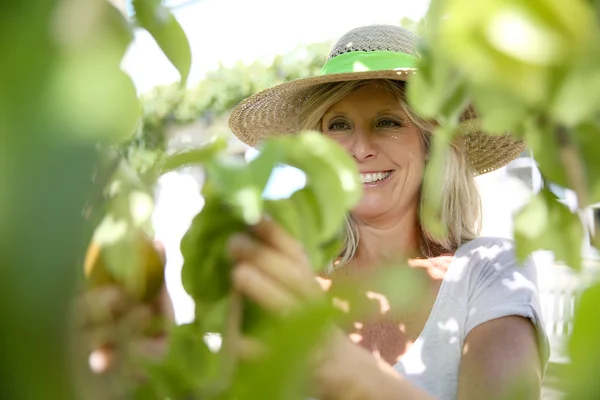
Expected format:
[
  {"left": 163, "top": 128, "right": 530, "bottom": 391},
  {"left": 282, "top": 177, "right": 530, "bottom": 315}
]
[{"left": 351, "top": 210, "right": 422, "bottom": 268}]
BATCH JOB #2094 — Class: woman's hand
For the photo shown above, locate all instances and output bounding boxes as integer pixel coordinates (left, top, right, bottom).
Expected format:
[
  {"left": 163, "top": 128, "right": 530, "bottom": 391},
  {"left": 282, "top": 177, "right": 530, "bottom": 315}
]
[
  {"left": 228, "top": 219, "right": 363, "bottom": 399},
  {"left": 70, "top": 241, "right": 173, "bottom": 398},
  {"left": 228, "top": 219, "right": 324, "bottom": 314}
]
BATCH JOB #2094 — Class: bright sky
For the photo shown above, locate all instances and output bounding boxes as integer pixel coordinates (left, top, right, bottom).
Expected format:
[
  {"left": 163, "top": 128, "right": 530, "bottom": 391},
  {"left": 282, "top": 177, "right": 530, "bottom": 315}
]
[{"left": 122, "top": 0, "right": 431, "bottom": 93}]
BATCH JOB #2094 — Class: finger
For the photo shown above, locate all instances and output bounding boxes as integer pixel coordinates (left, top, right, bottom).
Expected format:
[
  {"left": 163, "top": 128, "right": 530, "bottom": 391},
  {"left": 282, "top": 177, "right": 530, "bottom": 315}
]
[
  {"left": 235, "top": 335, "right": 268, "bottom": 361},
  {"left": 128, "top": 335, "right": 168, "bottom": 364},
  {"left": 250, "top": 219, "right": 309, "bottom": 267},
  {"left": 74, "top": 285, "right": 131, "bottom": 329},
  {"left": 229, "top": 234, "right": 320, "bottom": 299},
  {"left": 232, "top": 263, "right": 298, "bottom": 315},
  {"left": 121, "top": 304, "right": 157, "bottom": 337},
  {"left": 85, "top": 323, "right": 119, "bottom": 352}
]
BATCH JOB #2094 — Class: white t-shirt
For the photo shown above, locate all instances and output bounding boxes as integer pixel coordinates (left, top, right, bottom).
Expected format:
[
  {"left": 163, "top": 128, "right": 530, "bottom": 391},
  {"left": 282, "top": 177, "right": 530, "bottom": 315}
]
[{"left": 392, "top": 237, "right": 550, "bottom": 399}]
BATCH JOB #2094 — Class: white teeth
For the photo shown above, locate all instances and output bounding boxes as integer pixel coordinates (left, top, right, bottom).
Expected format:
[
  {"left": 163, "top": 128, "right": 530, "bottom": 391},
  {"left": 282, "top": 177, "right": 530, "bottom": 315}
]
[{"left": 360, "top": 171, "right": 391, "bottom": 184}]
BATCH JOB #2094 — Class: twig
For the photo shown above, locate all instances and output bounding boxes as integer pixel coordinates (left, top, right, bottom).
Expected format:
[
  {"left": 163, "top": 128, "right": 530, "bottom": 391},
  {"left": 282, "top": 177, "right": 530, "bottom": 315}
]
[{"left": 556, "top": 125, "right": 590, "bottom": 209}]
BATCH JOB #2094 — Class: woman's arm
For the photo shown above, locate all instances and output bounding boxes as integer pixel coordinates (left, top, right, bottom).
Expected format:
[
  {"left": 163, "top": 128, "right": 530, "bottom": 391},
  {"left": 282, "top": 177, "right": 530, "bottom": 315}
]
[
  {"left": 457, "top": 315, "right": 542, "bottom": 400},
  {"left": 229, "top": 222, "right": 543, "bottom": 400},
  {"left": 313, "top": 329, "right": 437, "bottom": 400},
  {"left": 317, "top": 315, "right": 541, "bottom": 400},
  {"left": 316, "top": 315, "right": 541, "bottom": 400}
]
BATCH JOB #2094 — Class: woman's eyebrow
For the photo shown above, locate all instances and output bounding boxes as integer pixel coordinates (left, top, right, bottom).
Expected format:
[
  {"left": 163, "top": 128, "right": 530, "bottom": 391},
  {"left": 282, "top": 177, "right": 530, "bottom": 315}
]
[
  {"left": 323, "top": 111, "right": 348, "bottom": 119},
  {"left": 375, "top": 107, "right": 405, "bottom": 115}
]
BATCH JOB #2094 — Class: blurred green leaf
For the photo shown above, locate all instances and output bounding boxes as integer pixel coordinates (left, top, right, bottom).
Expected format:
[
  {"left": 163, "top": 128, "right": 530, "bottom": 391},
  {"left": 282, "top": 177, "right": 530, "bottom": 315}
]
[
  {"left": 573, "top": 121, "right": 600, "bottom": 205},
  {"left": 523, "top": 117, "right": 571, "bottom": 188},
  {"left": 156, "top": 135, "right": 228, "bottom": 175},
  {"left": 407, "top": 43, "right": 469, "bottom": 123},
  {"left": 133, "top": 0, "right": 192, "bottom": 84},
  {"left": 549, "top": 61, "right": 600, "bottom": 127},
  {"left": 436, "top": 0, "right": 599, "bottom": 110},
  {"left": 468, "top": 84, "right": 531, "bottom": 135},
  {"left": 565, "top": 281, "right": 600, "bottom": 399},
  {"left": 514, "top": 187, "right": 583, "bottom": 270},
  {"left": 420, "top": 125, "right": 456, "bottom": 240},
  {"left": 229, "top": 302, "right": 335, "bottom": 400},
  {"left": 143, "top": 322, "right": 219, "bottom": 399},
  {"left": 181, "top": 185, "right": 247, "bottom": 305}
]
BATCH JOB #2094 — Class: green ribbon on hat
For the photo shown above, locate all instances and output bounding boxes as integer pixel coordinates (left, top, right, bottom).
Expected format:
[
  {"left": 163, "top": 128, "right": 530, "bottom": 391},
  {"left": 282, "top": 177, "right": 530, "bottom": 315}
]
[{"left": 320, "top": 50, "right": 418, "bottom": 75}]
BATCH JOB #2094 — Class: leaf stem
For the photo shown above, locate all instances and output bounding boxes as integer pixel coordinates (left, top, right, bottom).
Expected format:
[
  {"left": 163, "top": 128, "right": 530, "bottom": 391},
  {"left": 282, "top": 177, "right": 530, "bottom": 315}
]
[
  {"left": 209, "top": 290, "right": 242, "bottom": 397},
  {"left": 556, "top": 125, "right": 589, "bottom": 209}
]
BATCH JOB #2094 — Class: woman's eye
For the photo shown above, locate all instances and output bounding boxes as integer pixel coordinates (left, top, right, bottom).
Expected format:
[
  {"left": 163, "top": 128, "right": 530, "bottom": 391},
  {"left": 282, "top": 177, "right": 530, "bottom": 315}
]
[
  {"left": 328, "top": 121, "right": 349, "bottom": 131},
  {"left": 376, "top": 119, "right": 401, "bottom": 128}
]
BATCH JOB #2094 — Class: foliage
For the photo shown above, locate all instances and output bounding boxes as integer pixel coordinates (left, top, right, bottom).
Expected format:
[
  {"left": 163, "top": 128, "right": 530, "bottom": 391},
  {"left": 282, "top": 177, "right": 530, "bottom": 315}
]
[
  {"left": 121, "top": 41, "right": 330, "bottom": 182},
  {"left": 136, "top": 130, "right": 362, "bottom": 399},
  {"left": 3, "top": 0, "right": 600, "bottom": 399},
  {"left": 408, "top": 0, "right": 600, "bottom": 396}
]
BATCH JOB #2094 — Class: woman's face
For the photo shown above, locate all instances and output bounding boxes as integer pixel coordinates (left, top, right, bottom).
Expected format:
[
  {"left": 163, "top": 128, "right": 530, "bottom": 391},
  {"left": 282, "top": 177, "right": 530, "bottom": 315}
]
[{"left": 321, "top": 82, "right": 426, "bottom": 222}]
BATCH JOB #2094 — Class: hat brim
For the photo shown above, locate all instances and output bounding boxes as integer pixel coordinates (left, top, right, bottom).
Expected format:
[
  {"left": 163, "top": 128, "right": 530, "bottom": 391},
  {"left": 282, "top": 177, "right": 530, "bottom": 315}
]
[{"left": 228, "top": 68, "right": 525, "bottom": 175}]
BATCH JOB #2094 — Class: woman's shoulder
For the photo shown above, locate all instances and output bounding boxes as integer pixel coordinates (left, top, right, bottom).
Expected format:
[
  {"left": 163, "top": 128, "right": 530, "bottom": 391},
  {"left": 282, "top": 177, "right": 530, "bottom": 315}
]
[
  {"left": 456, "top": 236, "right": 519, "bottom": 259},
  {"left": 454, "top": 236, "right": 536, "bottom": 270},
  {"left": 447, "top": 236, "right": 539, "bottom": 293}
]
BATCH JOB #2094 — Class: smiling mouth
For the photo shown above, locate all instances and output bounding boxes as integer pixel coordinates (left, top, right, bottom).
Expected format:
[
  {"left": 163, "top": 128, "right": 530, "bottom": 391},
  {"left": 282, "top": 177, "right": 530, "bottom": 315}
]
[{"left": 360, "top": 170, "right": 393, "bottom": 184}]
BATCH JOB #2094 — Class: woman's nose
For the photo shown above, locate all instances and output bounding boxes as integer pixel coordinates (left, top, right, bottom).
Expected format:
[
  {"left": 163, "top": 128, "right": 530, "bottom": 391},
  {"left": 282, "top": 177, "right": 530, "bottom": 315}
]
[{"left": 349, "top": 129, "right": 377, "bottom": 162}]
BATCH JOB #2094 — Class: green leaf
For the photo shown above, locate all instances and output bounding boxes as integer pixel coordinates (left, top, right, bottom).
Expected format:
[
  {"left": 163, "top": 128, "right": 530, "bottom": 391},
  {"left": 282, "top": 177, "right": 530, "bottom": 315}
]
[
  {"left": 523, "top": 118, "right": 571, "bottom": 188},
  {"left": 549, "top": 61, "right": 600, "bottom": 127},
  {"left": 574, "top": 121, "right": 600, "bottom": 204},
  {"left": 142, "top": 322, "right": 219, "bottom": 399},
  {"left": 406, "top": 43, "right": 467, "bottom": 122},
  {"left": 180, "top": 187, "right": 247, "bottom": 304},
  {"left": 133, "top": 0, "right": 192, "bottom": 84},
  {"left": 468, "top": 83, "right": 530, "bottom": 135},
  {"left": 263, "top": 199, "right": 303, "bottom": 241},
  {"left": 230, "top": 302, "right": 336, "bottom": 400},
  {"left": 156, "top": 135, "right": 227, "bottom": 174},
  {"left": 205, "top": 156, "right": 264, "bottom": 225},
  {"left": 46, "top": 50, "right": 142, "bottom": 143},
  {"left": 513, "top": 187, "right": 583, "bottom": 270},
  {"left": 249, "top": 140, "right": 284, "bottom": 191},
  {"left": 420, "top": 125, "right": 456, "bottom": 240},
  {"left": 565, "top": 281, "right": 600, "bottom": 399}
]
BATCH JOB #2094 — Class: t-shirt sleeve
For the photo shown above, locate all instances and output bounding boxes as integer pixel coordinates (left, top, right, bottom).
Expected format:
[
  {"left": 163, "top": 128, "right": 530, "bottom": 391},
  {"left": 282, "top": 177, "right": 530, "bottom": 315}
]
[{"left": 463, "top": 238, "right": 550, "bottom": 372}]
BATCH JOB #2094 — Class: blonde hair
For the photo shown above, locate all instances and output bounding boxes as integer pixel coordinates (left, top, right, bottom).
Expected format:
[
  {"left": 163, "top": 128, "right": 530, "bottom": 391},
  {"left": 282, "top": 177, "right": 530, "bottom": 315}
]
[{"left": 298, "top": 79, "right": 482, "bottom": 271}]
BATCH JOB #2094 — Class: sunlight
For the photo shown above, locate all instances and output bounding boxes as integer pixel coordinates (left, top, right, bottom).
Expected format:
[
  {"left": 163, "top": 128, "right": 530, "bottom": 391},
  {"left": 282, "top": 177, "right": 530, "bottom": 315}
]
[
  {"left": 129, "top": 191, "right": 154, "bottom": 225},
  {"left": 332, "top": 297, "right": 350, "bottom": 313},
  {"left": 365, "top": 290, "right": 391, "bottom": 315},
  {"left": 502, "top": 271, "right": 536, "bottom": 292},
  {"left": 462, "top": 343, "right": 469, "bottom": 355},
  {"left": 93, "top": 214, "right": 128, "bottom": 245},
  {"left": 398, "top": 338, "right": 426, "bottom": 374},
  {"left": 486, "top": 5, "right": 565, "bottom": 65},
  {"left": 349, "top": 333, "right": 363, "bottom": 343},
  {"left": 436, "top": 318, "right": 459, "bottom": 333}
]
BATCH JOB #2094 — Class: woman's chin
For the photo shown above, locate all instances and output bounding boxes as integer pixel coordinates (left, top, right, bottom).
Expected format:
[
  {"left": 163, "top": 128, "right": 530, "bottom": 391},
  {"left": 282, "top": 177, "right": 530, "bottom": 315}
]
[{"left": 350, "top": 200, "right": 389, "bottom": 221}]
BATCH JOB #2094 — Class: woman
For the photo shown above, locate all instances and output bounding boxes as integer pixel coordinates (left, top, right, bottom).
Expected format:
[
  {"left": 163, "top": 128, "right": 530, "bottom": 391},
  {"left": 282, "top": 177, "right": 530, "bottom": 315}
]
[{"left": 226, "top": 24, "right": 550, "bottom": 399}]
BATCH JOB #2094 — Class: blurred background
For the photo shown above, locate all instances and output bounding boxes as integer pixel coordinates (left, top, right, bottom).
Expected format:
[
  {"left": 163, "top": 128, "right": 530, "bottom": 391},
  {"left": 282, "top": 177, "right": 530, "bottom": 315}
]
[{"left": 110, "top": 0, "right": 600, "bottom": 397}]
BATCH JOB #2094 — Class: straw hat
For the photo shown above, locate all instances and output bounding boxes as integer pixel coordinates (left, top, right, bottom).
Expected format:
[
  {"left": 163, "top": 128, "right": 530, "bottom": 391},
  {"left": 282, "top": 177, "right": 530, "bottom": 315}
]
[{"left": 228, "top": 25, "right": 525, "bottom": 175}]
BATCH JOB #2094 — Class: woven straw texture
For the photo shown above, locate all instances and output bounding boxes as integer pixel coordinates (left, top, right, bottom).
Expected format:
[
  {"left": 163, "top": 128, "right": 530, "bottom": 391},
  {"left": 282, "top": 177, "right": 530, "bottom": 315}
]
[{"left": 228, "top": 25, "right": 525, "bottom": 175}]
